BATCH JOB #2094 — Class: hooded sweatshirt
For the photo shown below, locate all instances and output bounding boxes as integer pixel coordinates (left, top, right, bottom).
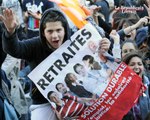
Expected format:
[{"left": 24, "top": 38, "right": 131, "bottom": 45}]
[{"left": 2, "top": 8, "right": 71, "bottom": 104}]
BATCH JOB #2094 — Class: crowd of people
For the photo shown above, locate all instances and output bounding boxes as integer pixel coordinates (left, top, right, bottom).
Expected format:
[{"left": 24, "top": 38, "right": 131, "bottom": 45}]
[{"left": 0, "top": 0, "right": 150, "bottom": 120}]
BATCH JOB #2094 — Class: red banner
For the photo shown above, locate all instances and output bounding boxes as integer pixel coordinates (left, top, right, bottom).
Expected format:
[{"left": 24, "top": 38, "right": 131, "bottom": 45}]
[{"left": 79, "top": 62, "right": 145, "bottom": 120}]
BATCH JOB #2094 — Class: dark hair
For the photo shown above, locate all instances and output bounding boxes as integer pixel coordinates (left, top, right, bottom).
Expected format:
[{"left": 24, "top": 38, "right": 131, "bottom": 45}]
[
  {"left": 41, "top": 10, "right": 69, "bottom": 41},
  {"left": 82, "top": 55, "right": 101, "bottom": 70},
  {"left": 47, "top": 91, "right": 55, "bottom": 100},
  {"left": 117, "top": 19, "right": 134, "bottom": 31},
  {"left": 144, "top": 52, "right": 150, "bottom": 60},
  {"left": 121, "top": 39, "right": 138, "bottom": 58},
  {"left": 82, "top": 55, "right": 94, "bottom": 64},
  {"left": 112, "top": 11, "right": 139, "bottom": 30},
  {"left": 121, "top": 39, "right": 138, "bottom": 50},
  {"left": 143, "top": 52, "right": 150, "bottom": 71},
  {"left": 73, "top": 63, "right": 83, "bottom": 74},
  {"left": 122, "top": 51, "right": 145, "bottom": 67},
  {"left": 55, "top": 83, "right": 63, "bottom": 91}
]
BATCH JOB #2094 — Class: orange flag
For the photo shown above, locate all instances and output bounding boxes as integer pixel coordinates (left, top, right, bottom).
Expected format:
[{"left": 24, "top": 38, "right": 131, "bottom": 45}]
[{"left": 49, "top": 0, "right": 91, "bottom": 29}]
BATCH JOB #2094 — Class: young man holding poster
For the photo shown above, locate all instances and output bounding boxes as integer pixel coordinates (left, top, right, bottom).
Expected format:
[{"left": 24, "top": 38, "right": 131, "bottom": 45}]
[
  {"left": 0, "top": 7, "right": 111, "bottom": 120},
  {"left": 0, "top": 8, "right": 71, "bottom": 120}
]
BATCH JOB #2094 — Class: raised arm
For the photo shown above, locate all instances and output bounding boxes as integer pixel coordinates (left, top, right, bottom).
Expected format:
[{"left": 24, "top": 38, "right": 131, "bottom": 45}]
[
  {"left": 123, "top": 16, "right": 149, "bottom": 35},
  {"left": 0, "top": 8, "right": 18, "bottom": 35},
  {"left": 0, "top": 8, "right": 39, "bottom": 61},
  {"left": 123, "top": 0, "right": 150, "bottom": 35},
  {"left": 109, "top": 30, "right": 121, "bottom": 59}
]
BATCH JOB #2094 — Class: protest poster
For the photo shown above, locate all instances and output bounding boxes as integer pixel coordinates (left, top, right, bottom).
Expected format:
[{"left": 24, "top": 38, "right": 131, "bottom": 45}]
[{"left": 28, "top": 23, "right": 144, "bottom": 120}]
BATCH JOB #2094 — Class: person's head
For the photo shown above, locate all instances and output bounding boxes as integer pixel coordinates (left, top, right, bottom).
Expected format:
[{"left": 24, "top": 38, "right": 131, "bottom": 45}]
[
  {"left": 112, "top": 12, "right": 139, "bottom": 40},
  {"left": 122, "top": 51, "right": 145, "bottom": 77},
  {"left": 118, "top": 19, "right": 137, "bottom": 40},
  {"left": 143, "top": 52, "right": 150, "bottom": 72},
  {"left": 40, "top": 9, "right": 70, "bottom": 49},
  {"left": 82, "top": 55, "right": 94, "bottom": 68},
  {"left": 121, "top": 39, "right": 138, "bottom": 58},
  {"left": 73, "top": 63, "right": 86, "bottom": 77},
  {"left": 55, "top": 83, "right": 67, "bottom": 94},
  {"left": 112, "top": 12, "right": 139, "bottom": 29},
  {"left": 47, "top": 91, "right": 61, "bottom": 104},
  {"left": 65, "top": 73, "right": 77, "bottom": 85}
]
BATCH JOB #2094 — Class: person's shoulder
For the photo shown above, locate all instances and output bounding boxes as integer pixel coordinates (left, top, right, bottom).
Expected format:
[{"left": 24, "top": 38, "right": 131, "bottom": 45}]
[
  {"left": 25, "top": 36, "right": 40, "bottom": 42},
  {"left": 27, "top": 37, "right": 43, "bottom": 48}
]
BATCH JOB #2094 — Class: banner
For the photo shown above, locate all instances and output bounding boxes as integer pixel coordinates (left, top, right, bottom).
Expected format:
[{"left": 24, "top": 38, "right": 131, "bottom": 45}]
[
  {"left": 79, "top": 62, "right": 143, "bottom": 120},
  {"left": 28, "top": 23, "right": 143, "bottom": 120},
  {"left": 49, "top": 0, "right": 90, "bottom": 28}
]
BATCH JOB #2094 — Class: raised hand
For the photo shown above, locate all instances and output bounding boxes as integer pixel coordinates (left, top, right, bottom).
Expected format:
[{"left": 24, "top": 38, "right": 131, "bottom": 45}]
[
  {"left": 99, "top": 38, "right": 111, "bottom": 53},
  {"left": 109, "top": 30, "right": 120, "bottom": 44},
  {"left": 0, "top": 8, "right": 18, "bottom": 35},
  {"left": 136, "top": 16, "right": 149, "bottom": 26}
]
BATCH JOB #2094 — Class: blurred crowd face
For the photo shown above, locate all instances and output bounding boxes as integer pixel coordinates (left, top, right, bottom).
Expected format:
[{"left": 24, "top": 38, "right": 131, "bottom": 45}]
[
  {"left": 121, "top": 42, "right": 136, "bottom": 58},
  {"left": 128, "top": 56, "right": 144, "bottom": 77},
  {"left": 145, "top": 59, "right": 150, "bottom": 72},
  {"left": 122, "top": 22, "right": 136, "bottom": 40}
]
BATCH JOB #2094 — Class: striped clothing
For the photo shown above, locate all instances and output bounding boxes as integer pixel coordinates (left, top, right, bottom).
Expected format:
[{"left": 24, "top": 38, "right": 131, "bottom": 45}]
[{"left": 56, "top": 95, "right": 86, "bottom": 119}]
